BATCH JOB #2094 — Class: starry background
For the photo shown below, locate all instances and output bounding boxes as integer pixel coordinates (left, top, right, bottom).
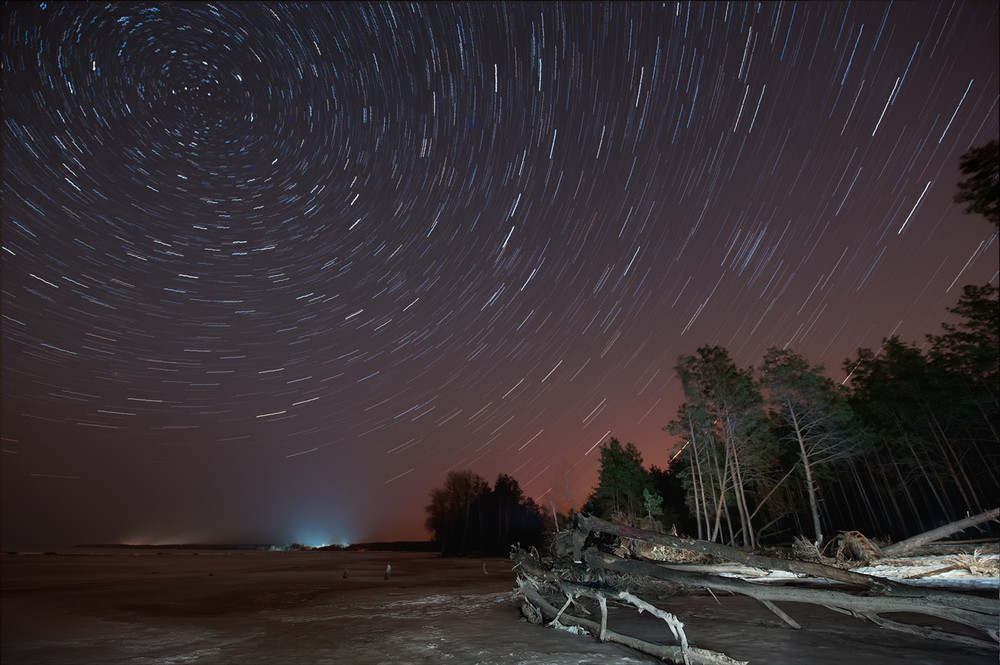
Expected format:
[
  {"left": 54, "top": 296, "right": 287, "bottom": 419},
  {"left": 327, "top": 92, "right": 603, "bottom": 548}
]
[{"left": 3, "top": 2, "right": 997, "bottom": 548}]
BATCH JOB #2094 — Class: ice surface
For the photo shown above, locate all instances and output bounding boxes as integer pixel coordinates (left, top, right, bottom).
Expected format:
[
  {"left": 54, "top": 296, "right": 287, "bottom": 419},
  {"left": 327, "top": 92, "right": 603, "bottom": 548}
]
[{"left": 2, "top": 550, "right": 996, "bottom": 664}]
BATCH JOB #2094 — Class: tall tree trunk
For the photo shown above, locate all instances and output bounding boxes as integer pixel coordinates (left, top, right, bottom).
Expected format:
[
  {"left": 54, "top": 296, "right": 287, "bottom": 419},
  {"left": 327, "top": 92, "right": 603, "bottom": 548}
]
[
  {"left": 729, "top": 438, "right": 755, "bottom": 549},
  {"left": 719, "top": 408, "right": 755, "bottom": 549},
  {"left": 723, "top": 492, "right": 737, "bottom": 545},
  {"left": 687, "top": 411, "right": 707, "bottom": 540},
  {"left": 928, "top": 409, "right": 983, "bottom": 512},
  {"left": 975, "top": 402, "right": 999, "bottom": 442},
  {"left": 726, "top": 438, "right": 745, "bottom": 547},
  {"left": 845, "top": 458, "right": 871, "bottom": 531},
  {"left": 706, "top": 431, "right": 726, "bottom": 542},
  {"left": 878, "top": 460, "right": 908, "bottom": 537},
  {"left": 690, "top": 452, "right": 705, "bottom": 540},
  {"left": 904, "top": 440, "right": 949, "bottom": 520},
  {"left": 788, "top": 401, "right": 822, "bottom": 547},
  {"left": 934, "top": 425, "right": 976, "bottom": 514},
  {"left": 711, "top": 450, "right": 732, "bottom": 543},
  {"left": 968, "top": 435, "right": 999, "bottom": 488},
  {"left": 888, "top": 445, "right": 923, "bottom": 531}
]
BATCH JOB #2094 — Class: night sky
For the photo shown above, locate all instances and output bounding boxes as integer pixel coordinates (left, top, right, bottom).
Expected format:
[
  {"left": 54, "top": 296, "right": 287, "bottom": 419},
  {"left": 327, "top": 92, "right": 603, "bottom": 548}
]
[{"left": 3, "top": 2, "right": 998, "bottom": 549}]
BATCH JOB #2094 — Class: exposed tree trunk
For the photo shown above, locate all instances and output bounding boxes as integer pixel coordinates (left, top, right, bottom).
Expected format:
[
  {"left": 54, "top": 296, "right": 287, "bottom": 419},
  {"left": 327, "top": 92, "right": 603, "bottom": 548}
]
[
  {"left": 727, "top": 433, "right": 754, "bottom": 549},
  {"left": 514, "top": 516, "right": 998, "bottom": 664},
  {"left": 689, "top": 445, "right": 704, "bottom": 540},
  {"left": 518, "top": 579, "right": 745, "bottom": 665},
  {"left": 788, "top": 401, "right": 822, "bottom": 547},
  {"left": 881, "top": 507, "right": 1000, "bottom": 558},
  {"left": 687, "top": 411, "right": 708, "bottom": 541},
  {"left": 578, "top": 515, "right": 886, "bottom": 588},
  {"left": 515, "top": 548, "right": 747, "bottom": 665},
  {"left": 711, "top": 453, "right": 730, "bottom": 543},
  {"left": 582, "top": 549, "right": 996, "bottom": 646}
]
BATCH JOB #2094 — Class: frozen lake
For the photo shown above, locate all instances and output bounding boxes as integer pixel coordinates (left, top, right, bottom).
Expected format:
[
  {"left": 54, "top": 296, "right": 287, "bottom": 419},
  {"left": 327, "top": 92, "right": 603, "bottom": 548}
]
[{"left": 2, "top": 550, "right": 996, "bottom": 664}]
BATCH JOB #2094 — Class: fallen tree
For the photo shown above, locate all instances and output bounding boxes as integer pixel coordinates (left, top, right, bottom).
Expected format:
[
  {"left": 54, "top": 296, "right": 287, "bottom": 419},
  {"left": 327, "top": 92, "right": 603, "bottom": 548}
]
[
  {"left": 513, "top": 516, "right": 999, "bottom": 664},
  {"left": 515, "top": 547, "right": 745, "bottom": 665},
  {"left": 880, "top": 507, "right": 999, "bottom": 558}
]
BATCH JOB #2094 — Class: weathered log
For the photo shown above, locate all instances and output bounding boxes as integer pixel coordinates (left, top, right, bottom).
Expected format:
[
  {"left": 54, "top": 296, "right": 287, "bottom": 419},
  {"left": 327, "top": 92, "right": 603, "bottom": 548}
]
[
  {"left": 577, "top": 514, "right": 883, "bottom": 588},
  {"left": 514, "top": 547, "right": 725, "bottom": 664},
  {"left": 517, "top": 579, "right": 746, "bottom": 665},
  {"left": 514, "top": 518, "right": 999, "bottom": 664},
  {"left": 583, "top": 548, "right": 998, "bottom": 647},
  {"left": 577, "top": 514, "right": 995, "bottom": 616},
  {"left": 881, "top": 507, "right": 999, "bottom": 558},
  {"left": 553, "top": 579, "right": 691, "bottom": 653}
]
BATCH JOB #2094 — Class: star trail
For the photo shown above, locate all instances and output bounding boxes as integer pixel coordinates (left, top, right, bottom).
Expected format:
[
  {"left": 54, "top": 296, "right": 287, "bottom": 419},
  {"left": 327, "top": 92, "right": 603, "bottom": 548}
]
[{"left": 3, "top": 2, "right": 997, "bottom": 547}]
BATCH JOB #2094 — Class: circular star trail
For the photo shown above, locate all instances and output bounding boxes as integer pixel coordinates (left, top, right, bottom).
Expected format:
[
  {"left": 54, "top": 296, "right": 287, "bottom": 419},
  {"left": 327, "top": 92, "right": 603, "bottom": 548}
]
[{"left": 3, "top": 2, "right": 997, "bottom": 546}]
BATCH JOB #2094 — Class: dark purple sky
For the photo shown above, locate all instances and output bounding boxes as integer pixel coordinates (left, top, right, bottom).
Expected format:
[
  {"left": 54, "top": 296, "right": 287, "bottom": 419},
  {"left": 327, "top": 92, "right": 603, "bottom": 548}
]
[{"left": 3, "top": 2, "right": 997, "bottom": 548}]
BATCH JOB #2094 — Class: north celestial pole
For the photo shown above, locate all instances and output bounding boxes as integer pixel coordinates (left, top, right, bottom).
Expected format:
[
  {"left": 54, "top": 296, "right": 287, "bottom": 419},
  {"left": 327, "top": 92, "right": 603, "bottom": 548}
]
[{"left": 3, "top": 2, "right": 997, "bottom": 548}]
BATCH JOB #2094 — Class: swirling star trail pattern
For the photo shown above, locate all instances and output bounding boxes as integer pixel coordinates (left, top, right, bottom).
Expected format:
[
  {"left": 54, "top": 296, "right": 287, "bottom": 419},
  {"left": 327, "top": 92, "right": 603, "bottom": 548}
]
[{"left": 3, "top": 2, "right": 997, "bottom": 546}]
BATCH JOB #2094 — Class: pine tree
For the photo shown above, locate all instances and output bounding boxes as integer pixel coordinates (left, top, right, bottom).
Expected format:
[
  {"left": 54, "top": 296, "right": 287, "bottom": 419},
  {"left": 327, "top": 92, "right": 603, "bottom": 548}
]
[{"left": 589, "top": 438, "right": 652, "bottom": 521}]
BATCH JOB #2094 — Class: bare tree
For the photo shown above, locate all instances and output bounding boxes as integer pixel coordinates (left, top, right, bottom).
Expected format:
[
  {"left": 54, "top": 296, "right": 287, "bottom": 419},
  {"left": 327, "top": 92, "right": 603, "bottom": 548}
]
[{"left": 759, "top": 347, "right": 863, "bottom": 548}]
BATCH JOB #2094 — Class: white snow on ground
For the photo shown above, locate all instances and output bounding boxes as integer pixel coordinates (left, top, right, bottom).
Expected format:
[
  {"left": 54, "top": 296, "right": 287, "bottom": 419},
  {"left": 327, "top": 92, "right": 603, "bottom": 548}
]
[
  {"left": 850, "top": 553, "right": 1000, "bottom": 589},
  {"left": 673, "top": 553, "right": 1000, "bottom": 589}
]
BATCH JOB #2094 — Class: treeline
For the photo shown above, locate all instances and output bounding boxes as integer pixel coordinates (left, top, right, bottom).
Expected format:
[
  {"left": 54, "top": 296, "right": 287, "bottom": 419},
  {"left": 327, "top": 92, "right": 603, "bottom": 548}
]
[
  {"left": 586, "top": 283, "right": 998, "bottom": 549},
  {"left": 426, "top": 283, "right": 996, "bottom": 555},
  {"left": 424, "top": 470, "right": 546, "bottom": 556},
  {"left": 423, "top": 142, "right": 997, "bottom": 553}
]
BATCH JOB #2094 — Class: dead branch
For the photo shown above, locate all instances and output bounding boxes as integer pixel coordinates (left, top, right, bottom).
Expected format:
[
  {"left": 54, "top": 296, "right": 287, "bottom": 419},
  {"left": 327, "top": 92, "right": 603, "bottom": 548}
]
[
  {"left": 516, "top": 577, "right": 746, "bottom": 665},
  {"left": 881, "top": 507, "right": 1000, "bottom": 558}
]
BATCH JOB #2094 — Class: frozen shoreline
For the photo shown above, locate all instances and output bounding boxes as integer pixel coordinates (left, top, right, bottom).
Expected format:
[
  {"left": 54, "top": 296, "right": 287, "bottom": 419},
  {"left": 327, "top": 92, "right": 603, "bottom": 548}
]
[{"left": 2, "top": 550, "right": 996, "bottom": 664}]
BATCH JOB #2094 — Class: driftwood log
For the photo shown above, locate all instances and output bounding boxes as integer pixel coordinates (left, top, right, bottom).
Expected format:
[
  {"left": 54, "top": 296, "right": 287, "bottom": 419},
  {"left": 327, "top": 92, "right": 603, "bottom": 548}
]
[{"left": 513, "top": 515, "right": 999, "bottom": 664}]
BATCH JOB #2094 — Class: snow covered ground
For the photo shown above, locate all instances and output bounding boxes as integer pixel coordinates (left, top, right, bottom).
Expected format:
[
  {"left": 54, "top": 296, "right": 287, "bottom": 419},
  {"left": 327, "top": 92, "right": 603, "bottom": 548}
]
[
  {"left": 2, "top": 549, "right": 996, "bottom": 664},
  {"left": 850, "top": 553, "right": 999, "bottom": 589},
  {"left": 685, "top": 552, "right": 1000, "bottom": 590}
]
